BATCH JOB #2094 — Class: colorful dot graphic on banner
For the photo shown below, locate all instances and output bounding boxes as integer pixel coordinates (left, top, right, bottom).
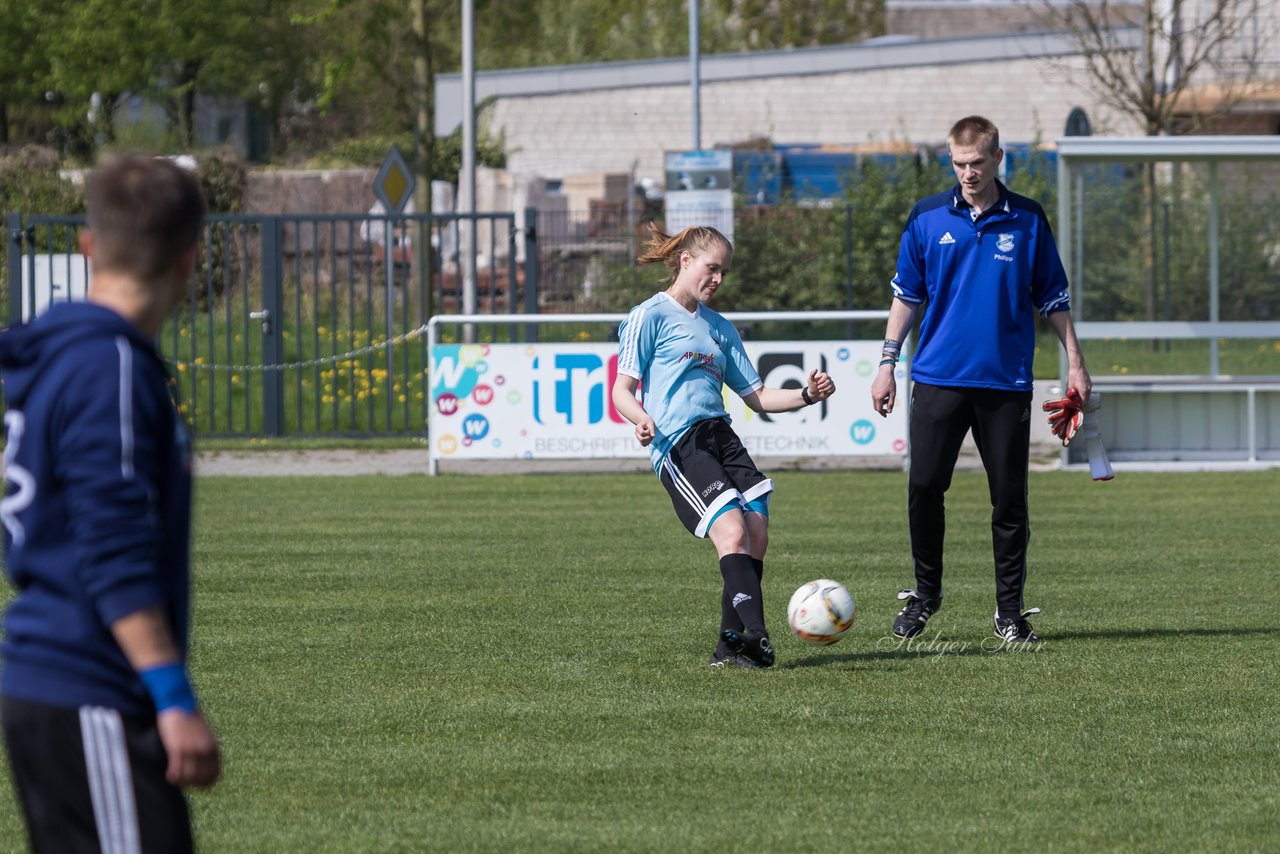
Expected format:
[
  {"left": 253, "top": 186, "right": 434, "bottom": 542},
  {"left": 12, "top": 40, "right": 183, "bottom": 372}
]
[
  {"left": 436, "top": 393, "right": 459, "bottom": 415},
  {"left": 850, "top": 419, "right": 876, "bottom": 445},
  {"left": 462, "top": 413, "right": 490, "bottom": 441}
]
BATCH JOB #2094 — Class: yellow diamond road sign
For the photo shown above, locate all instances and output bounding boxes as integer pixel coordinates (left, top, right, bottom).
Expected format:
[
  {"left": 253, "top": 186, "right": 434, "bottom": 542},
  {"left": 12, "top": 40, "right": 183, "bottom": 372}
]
[{"left": 373, "top": 144, "right": 415, "bottom": 213}]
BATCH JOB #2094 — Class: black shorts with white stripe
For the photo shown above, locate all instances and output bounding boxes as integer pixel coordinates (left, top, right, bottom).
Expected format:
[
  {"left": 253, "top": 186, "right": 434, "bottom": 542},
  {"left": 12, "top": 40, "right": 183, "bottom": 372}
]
[
  {"left": 2, "top": 694, "right": 193, "bottom": 854},
  {"left": 659, "top": 418, "right": 774, "bottom": 538}
]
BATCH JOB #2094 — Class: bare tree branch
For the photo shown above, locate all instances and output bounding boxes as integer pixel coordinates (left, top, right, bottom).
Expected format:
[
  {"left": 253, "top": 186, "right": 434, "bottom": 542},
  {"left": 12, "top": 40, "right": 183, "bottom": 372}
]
[{"left": 1040, "top": 0, "right": 1270, "bottom": 135}]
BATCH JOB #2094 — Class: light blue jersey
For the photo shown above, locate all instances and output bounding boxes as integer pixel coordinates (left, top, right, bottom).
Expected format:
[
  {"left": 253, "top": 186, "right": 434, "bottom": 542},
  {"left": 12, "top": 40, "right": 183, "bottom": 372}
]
[{"left": 617, "top": 292, "right": 763, "bottom": 473}]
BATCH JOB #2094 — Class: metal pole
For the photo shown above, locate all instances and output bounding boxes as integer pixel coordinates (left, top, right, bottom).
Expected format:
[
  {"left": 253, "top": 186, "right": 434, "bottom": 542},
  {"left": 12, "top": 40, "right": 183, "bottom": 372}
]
[
  {"left": 1208, "top": 161, "right": 1220, "bottom": 377},
  {"left": 1056, "top": 151, "right": 1072, "bottom": 469},
  {"left": 461, "top": 0, "right": 477, "bottom": 339},
  {"left": 523, "top": 206, "right": 539, "bottom": 343},
  {"left": 6, "top": 213, "right": 24, "bottom": 323},
  {"left": 260, "top": 219, "right": 285, "bottom": 437},
  {"left": 1162, "top": 200, "right": 1172, "bottom": 352},
  {"left": 689, "top": 0, "right": 700, "bottom": 150},
  {"left": 628, "top": 159, "right": 638, "bottom": 263},
  {"left": 411, "top": 0, "right": 433, "bottom": 327},
  {"left": 385, "top": 216, "right": 396, "bottom": 431},
  {"left": 1075, "top": 172, "right": 1084, "bottom": 321},
  {"left": 427, "top": 318, "right": 438, "bottom": 474}
]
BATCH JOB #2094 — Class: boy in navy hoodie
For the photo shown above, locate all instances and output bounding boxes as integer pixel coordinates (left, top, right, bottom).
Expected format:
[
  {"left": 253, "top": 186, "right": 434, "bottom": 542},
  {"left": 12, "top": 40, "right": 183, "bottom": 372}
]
[{"left": 1, "top": 154, "right": 220, "bottom": 852}]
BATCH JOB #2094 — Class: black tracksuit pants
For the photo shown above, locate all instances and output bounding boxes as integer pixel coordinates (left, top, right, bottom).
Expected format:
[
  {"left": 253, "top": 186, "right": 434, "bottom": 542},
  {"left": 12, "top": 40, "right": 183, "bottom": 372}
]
[
  {"left": 908, "top": 382, "right": 1033, "bottom": 619},
  {"left": 2, "top": 694, "right": 194, "bottom": 854}
]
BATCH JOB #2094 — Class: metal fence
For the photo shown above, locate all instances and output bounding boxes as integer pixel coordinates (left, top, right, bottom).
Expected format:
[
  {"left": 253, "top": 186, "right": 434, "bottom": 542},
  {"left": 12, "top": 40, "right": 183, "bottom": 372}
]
[
  {"left": 10, "top": 182, "right": 1280, "bottom": 438},
  {"left": 2, "top": 202, "right": 873, "bottom": 438},
  {"left": 5, "top": 210, "right": 530, "bottom": 437}
]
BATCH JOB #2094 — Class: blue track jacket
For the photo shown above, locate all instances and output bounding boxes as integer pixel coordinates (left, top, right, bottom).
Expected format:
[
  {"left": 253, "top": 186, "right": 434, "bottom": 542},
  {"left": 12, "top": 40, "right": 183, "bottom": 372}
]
[
  {"left": 0, "top": 302, "right": 193, "bottom": 715},
  {"left": 891, "top": 181, "right": 1071, "bottom": 390}
]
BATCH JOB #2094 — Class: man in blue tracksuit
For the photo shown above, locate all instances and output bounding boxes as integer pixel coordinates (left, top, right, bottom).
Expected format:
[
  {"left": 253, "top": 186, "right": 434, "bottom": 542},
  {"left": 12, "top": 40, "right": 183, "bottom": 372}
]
[
  {"left": 870, "top": 116, "right": 1092, "bottom": 644},
  {"left": 1, "top": 154, "right": 219, "bottom": 852}
]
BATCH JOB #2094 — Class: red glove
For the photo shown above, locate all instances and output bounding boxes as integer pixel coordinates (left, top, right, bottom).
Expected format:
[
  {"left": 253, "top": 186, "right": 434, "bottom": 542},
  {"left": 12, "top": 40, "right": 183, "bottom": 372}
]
[{"left": 1042, "top": 388, "right": 1084, "bottom": 446}]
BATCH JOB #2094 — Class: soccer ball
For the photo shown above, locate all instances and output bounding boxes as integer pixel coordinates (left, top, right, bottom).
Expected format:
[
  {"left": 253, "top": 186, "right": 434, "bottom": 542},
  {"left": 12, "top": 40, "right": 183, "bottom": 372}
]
[{"left": 787, "top": 579, "right": 856, "bottom": 646}]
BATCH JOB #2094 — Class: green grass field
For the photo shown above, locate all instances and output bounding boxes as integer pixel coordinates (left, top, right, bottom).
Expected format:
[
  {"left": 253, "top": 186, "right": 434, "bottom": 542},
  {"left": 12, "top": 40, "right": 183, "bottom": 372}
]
[{"left": 2, "top": 469, "right": 1278, "bottom": 852}]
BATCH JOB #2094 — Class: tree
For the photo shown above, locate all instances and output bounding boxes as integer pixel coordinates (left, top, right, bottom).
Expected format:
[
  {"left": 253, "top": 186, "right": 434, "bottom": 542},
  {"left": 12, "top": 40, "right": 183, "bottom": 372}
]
[
  {"left": 712, "top": 0, "right": 885, "bottom": 51},
  {"left": 1046, "top": 0, "right": 1271, "bottom": 136},
  {"left": 0, "top": 0, "right": 52, "bottom": 144},
  {"left": 42, "top": 0, "right": 158, "bottom": 149},
  {"left": 151, "top": 0, "right": 272, "bottom": 147},
  {"left": 33, "top": 0, "right": 277, "bottom": 152},
  {"left": 472, "top": 0, "right": 884, "bottom": 67}
]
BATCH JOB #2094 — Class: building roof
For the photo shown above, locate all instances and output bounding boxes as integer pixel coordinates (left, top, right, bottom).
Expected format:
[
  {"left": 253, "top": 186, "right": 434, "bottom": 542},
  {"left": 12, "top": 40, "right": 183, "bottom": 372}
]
[
  {"left": 1162, "top": 81, "right": 1280, "bottom": 115},
  {"left": 436, "top": 27, "right": 1141, "bottom": 133}
]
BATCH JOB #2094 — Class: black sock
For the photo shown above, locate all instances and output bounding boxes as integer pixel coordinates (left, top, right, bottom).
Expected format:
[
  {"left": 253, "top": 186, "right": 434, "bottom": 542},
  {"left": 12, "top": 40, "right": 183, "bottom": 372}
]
[
  {"left": 720, "top": 553, "right": 767, "bottom": 634},
  {"left": 720, "top": 582, "right": 744, "bottom": 635},
  {"left": 751, "top": 557, "right": 764, "bottom": 582}
]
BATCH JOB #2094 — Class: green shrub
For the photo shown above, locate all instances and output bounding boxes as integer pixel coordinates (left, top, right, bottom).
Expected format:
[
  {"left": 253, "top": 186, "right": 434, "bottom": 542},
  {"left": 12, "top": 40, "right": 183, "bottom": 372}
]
[
  {"left": 0, "top": 146, "right": 86, "bottom": 323},
  {"left": 0, "top": 146, "right": 85, "bottom": 217},
  {"left": 197, "top": 148, "right": 248, "bottom": 214}
]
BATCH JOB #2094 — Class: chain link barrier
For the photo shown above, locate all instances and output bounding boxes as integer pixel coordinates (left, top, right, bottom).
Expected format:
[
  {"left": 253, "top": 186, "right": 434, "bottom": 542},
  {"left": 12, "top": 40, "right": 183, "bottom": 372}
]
[{"left": 169, "top": 324, "right": 431, "bottom": 373}]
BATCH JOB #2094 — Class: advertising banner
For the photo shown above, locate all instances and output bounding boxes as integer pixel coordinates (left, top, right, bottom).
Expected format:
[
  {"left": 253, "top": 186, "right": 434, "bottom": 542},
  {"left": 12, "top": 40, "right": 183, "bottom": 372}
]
[
  {"left": 429, "top": 341, "right": 908, "bottom": 465},
  {"left": 664, "top": 150, "right": 734, "bottom": 242}
]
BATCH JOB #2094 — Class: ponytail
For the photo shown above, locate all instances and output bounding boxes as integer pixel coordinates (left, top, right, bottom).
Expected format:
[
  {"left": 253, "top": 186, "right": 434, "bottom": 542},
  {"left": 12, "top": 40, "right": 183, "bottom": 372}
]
[{"left": 636, "top": 222, "right": 731, "bottom": 284}]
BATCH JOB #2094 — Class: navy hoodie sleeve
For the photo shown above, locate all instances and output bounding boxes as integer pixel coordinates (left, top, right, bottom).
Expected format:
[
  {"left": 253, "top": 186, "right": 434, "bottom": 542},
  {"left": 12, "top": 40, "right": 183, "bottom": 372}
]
[{"left": 53, "top": 334, "right": 171, "bottom": 629}]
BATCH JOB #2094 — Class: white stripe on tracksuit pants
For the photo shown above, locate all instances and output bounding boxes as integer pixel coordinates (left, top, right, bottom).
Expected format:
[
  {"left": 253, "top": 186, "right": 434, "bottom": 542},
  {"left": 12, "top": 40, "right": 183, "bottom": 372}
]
[{"left": 80, "top": 706, "right": 142, "bottom": 854}]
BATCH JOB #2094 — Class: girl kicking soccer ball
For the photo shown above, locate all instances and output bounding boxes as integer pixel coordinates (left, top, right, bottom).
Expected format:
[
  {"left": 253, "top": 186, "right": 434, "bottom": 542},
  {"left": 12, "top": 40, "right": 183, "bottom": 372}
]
[{"left": 612, "top": 224, "right": 836, "bottom": 668}]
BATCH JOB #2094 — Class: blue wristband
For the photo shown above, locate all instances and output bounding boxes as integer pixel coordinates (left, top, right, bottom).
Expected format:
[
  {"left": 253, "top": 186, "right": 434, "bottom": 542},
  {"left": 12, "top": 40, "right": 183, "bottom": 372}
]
[{"left": 139, "top": 663, "right": 198, "bottom": 714}]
